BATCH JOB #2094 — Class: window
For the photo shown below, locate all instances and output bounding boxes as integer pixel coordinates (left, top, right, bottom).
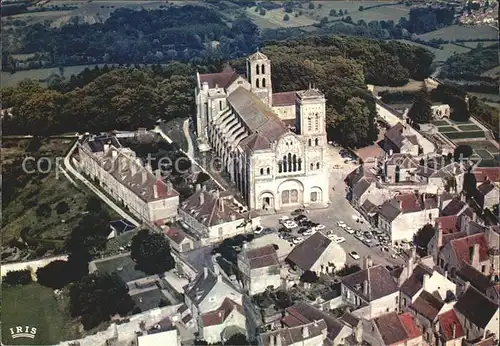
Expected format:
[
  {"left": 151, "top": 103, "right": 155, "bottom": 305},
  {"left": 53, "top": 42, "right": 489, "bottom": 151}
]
[
  {"left": 283, "top": 155, "right": 288, "bottom": 172},
  {"left": 260, "top": 168, "right": 264, "bottom": 175},
  {"left": 482, "top": 265, "right": 487, "bottom": 273},
  {"left": 402, "top": 298, "right": 407, "bottom": 306},
  {"left": 310, "top": 163, "right": 314, "bottom": 170},
  {"left": 219, "top": 100, "right": 222, "bottom": 110},
  {"left": 266, "top": 168, "right": 270, "bottom": 175},
  {"left": 315, "top": 138, "right": 319, "bottom": 146},
  {"left": 256, "top": 79, "right": 260, "bottom": 88},
  {"left": 287, "top": 153, "right": 292, "bottom": 172},
  {"left": 256, "top": 65, "right": 260, "bottom": 75},
  {"left": 262, "top": 78, "right": 266, "bottom": 88},
  {"left": 298, "top": 158, "right": 302, "bottom": 171},
  {"left": 292, "top": 154, "right": 297, "bottom": 172},
  {"left": 290, "top": 189, "right": 298, "bottom": 203},
  {"left": 307, "top": 117, "right": 312, "bottom": 131},
  {"left": 316, "top": 162, "right": 320, "bottom": 169},
  {"left": 282, "top": 190, "right": 290, "bottom": 204},
  {"left": 308, "top": 139, "right": 312, "bottom": 146},
  {"left": 315, "top": 114, "right": 319, "bottom": 130},
  {"left": 261, "top": 64, "right": 265, "bottom": 74},
  {"left": 311, "top": 192, "right": 318, "bottom": 202},
  {"left": 278, "top": 161, "right": 283, "bottom": 173}
]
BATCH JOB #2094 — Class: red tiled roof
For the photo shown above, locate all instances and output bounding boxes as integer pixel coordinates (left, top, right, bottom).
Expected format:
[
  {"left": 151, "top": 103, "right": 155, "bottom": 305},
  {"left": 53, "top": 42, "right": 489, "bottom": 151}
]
[
  {"left": 272, "top": 91, "right": 297, "bottom": 106},
  {"left": 155, "top": 178, "right": 179, "bottom": 199},
  {"left": 438, "top": 310, "right": 465, "bottom": 341},
  {"left": 199, "top": 71, "right": 239, "bottom": 89},
  {"left": 473, "top": 167, "right": 500, "bottom": 183},
  {"left": 435, "top": 215, "right": 459, "bottom": 234},
  {"left": 281, "top": 315, "right": 304, "bottom": 328},
  {"left": 395, "top": 194, "right": 421, "bottom": 213},
  {"left": 165, "top": 227, "right": 186, "bottom": 244},
  {"left": 450, "top": 233, "right": 489, "bottom": 266},
  {"left": 399, "top": 313, "right": 422, "bottom": 340},
  {"left": 200, "top": 298, "right": 244, "bottom": 327},
  {"left": 244, "top": 244, "right": 279, "bottom": 269}
]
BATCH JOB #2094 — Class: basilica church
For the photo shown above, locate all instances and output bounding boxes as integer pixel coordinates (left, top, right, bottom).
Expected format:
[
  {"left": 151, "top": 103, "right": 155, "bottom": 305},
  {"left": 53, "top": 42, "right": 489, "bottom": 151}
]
[{"left": 194, "top": 51, "right": 330, "bottom": 211}]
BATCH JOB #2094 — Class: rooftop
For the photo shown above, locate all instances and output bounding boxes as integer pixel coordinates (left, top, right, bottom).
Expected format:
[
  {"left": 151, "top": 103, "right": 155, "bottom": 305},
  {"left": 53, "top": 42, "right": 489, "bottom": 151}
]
[
  {"left": 272, "top": 91, "right": 297, "bottom": 107},
  {"left": 285, "top": 232, "right": 333, "bottom": 272},
  {"left": 454, "top": 286, "right": 498, "bottom": 329},
  {"left": 409, "top": 290, "right": 444, "bottom": 321},
  {"left": 450, "top": 233, "right": 489, "bottom": 266},
  {"left": 341, "top": 265, "right": 399, "bottom": 302},
  {"left": 438, "top": 309, "right": 465, "bottom": 341},
  {"left": 375, "top": 312, "right": 421, "bottom": 345},
  {"left": 239, "top": 244, "right": 279, "bottom": 270},
  {"left": 200, "top": 298, "right": 244, "bottom": 327}
]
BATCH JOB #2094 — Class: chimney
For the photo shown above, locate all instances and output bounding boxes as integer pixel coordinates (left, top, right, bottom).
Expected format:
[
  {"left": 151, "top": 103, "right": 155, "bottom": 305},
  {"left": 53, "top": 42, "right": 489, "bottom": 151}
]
[
  {"left": 460, "top": 193, "right": 466, "bottom": 203},
  {"left": 276, "top": 335, "right": 282, "bottom": 346},
  {"left": 452, "top": 323, "right": 457, "bottom": 339},
  {"left": 103, "top": 143, "right": 110, "bottom": 153},
  {"left": 230, "top": 213, "right": 236, "bottom": 220},
  {"left": 463, "top": 281, "right": 470, "bottom": 293},
  {"left": 142, "top": 170, "right": 148, "bottom": 184},
  {"left": 202, "top": 81, "right": 209, "bottom": 91},
  {"left": 437, "top": 228, "right": 443, "bottom": 248},
  {"left": 153, "top": 183, "right": 158, "bottom": 199},
  {"left": 363, "top": 256, "right": 373, "bottom": 269},
  {"left": 363, "top": 279, "right": 369, "bottom": 296},
  {"left": 199, "top": 192, "right": 204, "bottom": 206},
  {"left": 196, "top": 184, "right": 201, "bottom": 192},
  {"left": 389, "top": 149, "right": 393, "bottom": 156},
  {"left": 219, "top": 199, "right": 224, "bottom": 213},
  {"left": 202, "top": 184, "right": 207, "bottom": 192},
  {"left": 269, "top": 335, "right": 275, "bottom": 346},
  {"left": 407, "top": 251, "right": 415, "bottom": 278},
  {"left": 112, "top": 150, "right": 118, "bottom": 158},
  {"left": 422, "top": 274, "right": 430, "bottom": 291},
  {"left": 471, "top": 243, "right": 480, "bottom": 267},
  {"left": 204, "top": 267, "right": 208, "bottom": 279},
  {"left": 302, "top": 326, "right": 309, "bottom": 339},
  {"left": 438, "top": 194, "right": 442, "bottom": 210}
]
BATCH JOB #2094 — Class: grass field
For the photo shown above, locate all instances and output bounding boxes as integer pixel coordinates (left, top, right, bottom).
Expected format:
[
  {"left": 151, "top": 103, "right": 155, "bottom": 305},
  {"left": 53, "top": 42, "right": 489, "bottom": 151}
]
[
  {"left": 457, "top": 124, "right": 481, "bottom": 131},
  {"left": 2, "top": 283, "right": 81, "bottom": 345},
  {"left": 245, "top": 7, "right": 317, "bottom": 29},
  {"left": 444, "top": 131, "right": 487, "bottom": 140},
  {"left": 438, "top": 126, "right": 458, "bottom": 132},
  {"left": 481, "top": 65, "right": 500, "bottom": 78},
  {"left": 433, "top": 43, "right": 473, "bottom": 62},
  {"left": 418, "top": 25, "right": 498, "bottom": 41}
]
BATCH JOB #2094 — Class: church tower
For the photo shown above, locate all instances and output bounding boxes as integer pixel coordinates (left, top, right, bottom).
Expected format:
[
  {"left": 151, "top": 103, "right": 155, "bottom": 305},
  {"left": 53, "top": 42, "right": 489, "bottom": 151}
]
[{"left": 246, "top": 50, "right": 272, "bottom": 107}]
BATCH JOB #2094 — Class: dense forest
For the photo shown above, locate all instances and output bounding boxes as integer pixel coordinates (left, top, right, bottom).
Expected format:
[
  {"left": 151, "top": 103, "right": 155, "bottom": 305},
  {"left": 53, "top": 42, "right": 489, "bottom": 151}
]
[
  {"left": 1, "top": 34, "right": 434, "bottom": 148},
  {"left": 439, "top": 44, "right": 499, "bottom": 81}
]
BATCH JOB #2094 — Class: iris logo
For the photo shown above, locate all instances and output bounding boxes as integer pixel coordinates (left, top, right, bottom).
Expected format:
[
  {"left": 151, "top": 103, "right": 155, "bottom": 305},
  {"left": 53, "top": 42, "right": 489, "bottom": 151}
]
[{"left": 9, "top": 326, "right": 37, "bottom": 339}]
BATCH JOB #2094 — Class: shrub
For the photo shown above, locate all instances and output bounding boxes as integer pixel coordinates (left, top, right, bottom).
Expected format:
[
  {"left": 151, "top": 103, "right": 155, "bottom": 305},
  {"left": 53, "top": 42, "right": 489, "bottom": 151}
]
[
  {"left": 283, "top": 14, "right": 290, "bottom": 21},
  {"left": 308, "top": 2, "right": 315, "bottom": 10},
  {"left": 36, "top": 203, "right": 52, "bottom": 218},
  {"left": 55, "top": 201, "right": 69, "bottom": 214},
  {"left": 4, "top": 270, "right": 32, "bottom": 286},
  {"left": 259, "top": 8, "right": 266, "bottom": 15}
]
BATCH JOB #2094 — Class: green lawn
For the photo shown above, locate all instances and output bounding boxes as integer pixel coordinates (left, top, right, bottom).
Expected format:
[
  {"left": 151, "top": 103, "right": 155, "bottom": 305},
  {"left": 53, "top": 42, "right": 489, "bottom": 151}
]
[
  {"left": 438, "top": 126, "right": 458, "bottom": 132},
  {"left": 457, "top": 124, "right": 481, "bottom": 131},
  {"left": 444, "top": 131, "right": 486, "bottom": 140},
  {"left": 433, "top": 120, "right": 450, "bottom": 126},
  {"left": 2, "top": 283, "right": 81, "bottom": 345},
  {"left": 475, "top": 149, "right": 494, "bottom": 159},
  {"left": 465, "top": 141, "right": 500, "bottom": 152},
  {"left": 418, "top": 25, "right": 498, "bottom": 41}
]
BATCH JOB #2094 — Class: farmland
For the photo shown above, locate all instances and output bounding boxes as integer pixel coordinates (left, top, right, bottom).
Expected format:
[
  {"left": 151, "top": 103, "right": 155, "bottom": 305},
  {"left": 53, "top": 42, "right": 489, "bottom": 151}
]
[
  {"left": 245, "top": 7, "right": 317, "bottom": 29},
  {"left": 417, "top": 25, "right": 498, "bottom": 41}
]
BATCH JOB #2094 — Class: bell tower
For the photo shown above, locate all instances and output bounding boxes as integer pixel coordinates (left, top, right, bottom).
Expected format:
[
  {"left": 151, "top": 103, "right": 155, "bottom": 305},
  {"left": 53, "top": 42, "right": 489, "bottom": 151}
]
[{"left": 246, "top": 50, "right": 272, "bottom": 107}]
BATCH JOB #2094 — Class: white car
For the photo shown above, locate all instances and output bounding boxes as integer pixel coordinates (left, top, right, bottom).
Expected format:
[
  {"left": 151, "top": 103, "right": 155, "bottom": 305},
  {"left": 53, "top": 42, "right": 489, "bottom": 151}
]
[
  {"left": 349, "top": 251, "right": 360, "bottom": 260},
  {"left": 303, "top": 229, "right": 316, "bottom": 236},
  {"left": 284, "top": 221, "right": 298, "bottom": 229},
  {"left": 292, "top": 237, "right": 304, "bottom": 244},
  {"left": 254, "top": 227, "right": 263, "bottom": 234},
  {"left": 315, "top": 224, "right": 326, "bottom": 231},
  {"left": 279, "top": 216, "right": 290, "bottom": 222},
  {"left": 344, "top": 227, "right": 354, "bottom": 234},
  {"left": 327, "top": 233, "right": 336, "bottom": 239},
  {"left": 337, "top": 221, "right": 346, "bottom": 228},
  {"left": 334, "top": 236, "right": 346, "bottom": 244}
]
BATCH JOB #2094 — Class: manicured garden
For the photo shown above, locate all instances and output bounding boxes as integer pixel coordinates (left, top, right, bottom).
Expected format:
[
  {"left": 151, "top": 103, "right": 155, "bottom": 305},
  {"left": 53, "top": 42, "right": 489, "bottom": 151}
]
[
  {"left": 433, "top": 120, "right": 449, "bottom": 126},
  {"left": 444, "top": 131, "right": 486, "bottom": 140},
  {"left": 438, "top": 126, "right": 458, "bottom": 132},
  {"left": 475, "top": 149, "right": 494, "bottom": 159},
  {"left": 457, "top": 124, "right": 481, "bottom": 131}
]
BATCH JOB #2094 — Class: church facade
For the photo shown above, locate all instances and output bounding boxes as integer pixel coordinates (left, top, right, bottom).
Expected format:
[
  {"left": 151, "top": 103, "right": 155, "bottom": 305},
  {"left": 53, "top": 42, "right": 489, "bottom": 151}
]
[{"left": 194, "top": 51, "right": 329, "bottom": 212}]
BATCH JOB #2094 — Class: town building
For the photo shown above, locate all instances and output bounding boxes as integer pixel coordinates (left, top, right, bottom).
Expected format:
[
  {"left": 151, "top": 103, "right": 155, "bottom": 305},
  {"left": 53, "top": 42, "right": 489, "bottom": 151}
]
[
  {"left": 237, "top": 244, "right": 281, "bottom": 296},
  {"left": 382, "top": 123, "right": 420, "bottom": 156},
  {"left": 183, "top": 267, "right": 245, "bottom": 344},
  {"left": 361, "top": 311, "right": 423, "bottom": 346},
  {"left": 341, "top": 257, "right": 400, "bottom": 319},
  {"left": 436, "top": 309, "right": 466, "bottom": 346},
  {"left": 285, "top": 232, "right": 346, "bottom": 275},
  {"left": 431, "top": 104, "right": 451, "bottom": 119},
  {"left": 137, "top": 318, "right": 181, "bottom": 346},
  {"left": 164, "top": 227, "right": 196, "bottom": 253},
  {"left": 193, "top": 51, "right": 330, "bottom": 211},
  {"left": 78, "top": 133, "right": 179, "bottom": 225},
  {"left": 475, "top": 181, "right": 499, "bottom": 210},
  {"left": 178, "top": 185, "right": 260, "bottom": 245}
]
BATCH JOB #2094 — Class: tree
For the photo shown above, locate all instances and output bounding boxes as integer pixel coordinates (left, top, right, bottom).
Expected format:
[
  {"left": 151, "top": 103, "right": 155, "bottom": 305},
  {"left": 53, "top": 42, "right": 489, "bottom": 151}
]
[
  {"left": 4, "top": 270, "right": 32, "bottom": 286},
  {"left": 336, "top": 264, "right": 361, "bottom": 276},
  {"left": 66, "top": 212, "right": 110, "bottom": 256},
  {"left": 86, "top": 196, "right": 102, "bottom": 214},
  {"left": 131, "top": 229, "right": 175, "bottom": 274},
  {"left": 463, "top": 168, "right": 477, "bottom": 198},
  {"left": 329, "top": 9, "right": 337, "bottom": 16},
  {"left": 36, "top": 260, "right": 74, "bottom": 289},
  {"left": 339, "top": 9, "right": 344, "bottom": 16},
  {"left": 224, "top": 333, "right": 249, "bottom": 345},
  {"left": 69, "top": 273, "right": 135, "bottom": 330},
  {"left": 320, "top": 17, "right": 329, "bottom": 26},
  {"left": 413, "top": 224, "right": 435, "bottom": 256},
  {"left": 36, "top": 203, "right": 52, "bottom": 218},
  {"left": 300, "top": 270, "right": 318, "bottom": 283},
  {"left": 359, "top": 6, "right": 364, "bottom": 11},
  {"left": 283, "top": 14, "right": 290, "bottom": 21},
  {"left": 308, "top": 2, "right": 315, "bottom": 10},
  {"left": 453, "top": 144, "right": 473, "bottom": 162},
  {"left": 55, "top": 201, "right": 69, "bottom": 214},
  {"left": 259, "top": 8, "right": 266, "bottom": 15},
  {"left": 158, "top": 298, "right": 170, "bottom": 307},
  {"left": 408, "top": 85, "right": 433, "bottom": 124}
]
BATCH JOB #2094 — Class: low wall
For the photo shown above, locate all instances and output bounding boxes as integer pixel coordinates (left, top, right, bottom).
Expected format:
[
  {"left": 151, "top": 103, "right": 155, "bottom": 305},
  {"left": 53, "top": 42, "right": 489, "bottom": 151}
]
[{"left": 1, "top": 255, "right": 68, "bottom": 277}]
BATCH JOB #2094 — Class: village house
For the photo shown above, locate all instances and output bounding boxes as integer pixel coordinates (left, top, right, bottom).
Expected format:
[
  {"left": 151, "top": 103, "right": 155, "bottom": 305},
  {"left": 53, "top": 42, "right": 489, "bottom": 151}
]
[
  {"left": 382, "top": 123, "right": 420, "bottom": 156},
  {"left": 183, "top": 267, "right": 245, "bottom": 344},
  {"left": 237, "top": 244, "right": 281, "bottom": 296},
  {"left": 178, "top": 185, "right": 260, "bottom": 246},
  {"left": 285, "top": 232, "right": 346, "bottom": 275},
  {"left": 431, "top": 104, "right": 451, "bottom": 119},
  {"left": 453, "top": 285, "right": 500, "bottom": 344},
  {"left": 78, "top": 133, "right": 179, "bottom": 225},
  {"left": 455, "top": 263, "right": 497, "bottom": 297},
  {"left": 137, "top": 318, "right": 181, "bottom": 346},
  {"left": 377, "top": 193, "right": 439, "bottom": 245},
  {"left": 164, "top": 227, "right": 196, "bottom": 253},
  {"left": 361, "top": 311, "right": 423, "bottom": 346},
  {"left": 341, "top": 257, "right": 400, "bottom": 320},
  {"left": 474, "top": 181, "right": 499, "bottom": 210},
  {"left": 473, "top": 167, "right": 500, "bottom": 184},
  {"left": 436, "top": 309, "right": 466, "bottom": 346},
  {"left": 440, "top": 197, "right": 474, "bottom": 218}
]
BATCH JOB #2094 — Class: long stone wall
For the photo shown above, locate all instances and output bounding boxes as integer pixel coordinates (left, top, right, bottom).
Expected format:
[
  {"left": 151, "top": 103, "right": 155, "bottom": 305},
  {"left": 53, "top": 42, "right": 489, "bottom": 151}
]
[{"left": 1, "top": 255, "right": 68, "bottom": 277}]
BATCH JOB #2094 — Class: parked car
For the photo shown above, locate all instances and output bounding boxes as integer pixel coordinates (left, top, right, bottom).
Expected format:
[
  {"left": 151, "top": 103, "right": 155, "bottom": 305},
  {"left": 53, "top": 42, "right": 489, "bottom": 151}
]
[
  {"left": 291, "top": 208, "right": 304, "bottom": 216},
  {"left": 294, "top": 214, "right": 307, "bottom": 222},
  {"left": 337, "top": 221, "right": 346, "bottom": 228},
  {"left": 334, "top": 236, "right": 346, "bottom": 244},
  {"left": 344, "top": 227, "right": 355, "bottom": 234},
  {"left": 283, "top": 221, "right": 298, "bottom": 230},
  {"left": 349, "top": 251, "right": 360, "bottom": 260},
  {"left": 303, "top": 229, "right": 316, "bottom": 236},
  {"left": 315, "top": 224, "right": 326, "bottom": 231},
  {"left": 355, "top": 233, "right": 364, "bottom": 241},
  {"left": 292, "top": 237, "right": 304, "bottom": 244}
]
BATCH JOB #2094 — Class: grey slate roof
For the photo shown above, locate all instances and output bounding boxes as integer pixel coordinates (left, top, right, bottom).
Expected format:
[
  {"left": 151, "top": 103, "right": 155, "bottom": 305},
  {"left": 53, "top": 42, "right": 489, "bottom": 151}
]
[
  {"left": 285, "top": 232, "right": 331, "bottom": 271},
  {"left": 378, "top": 200, "right": 402, "bottom": 222},
  {"left": 400, "top": 264, "right": 434, "bottom": 298},
  {"left": 457, "top": 263, "right": 495, "bottom": 294},
  {"left": 477, "top": 181, "right": 496, "bottom": 196},
  {"left": 341, "top": 265, "right": 399, "bottom": 302},
  {"left": 454, "top": 286, "right": 498, "bottom": 329},
  {"left": 287, "top": 302, "right": 345, "bottom": 340},
  {"left": 184, "top": 269, "right": 235, "bottom": 306},
  {"left": 352, "top": 178, "right": 372, "bottom": 198}
]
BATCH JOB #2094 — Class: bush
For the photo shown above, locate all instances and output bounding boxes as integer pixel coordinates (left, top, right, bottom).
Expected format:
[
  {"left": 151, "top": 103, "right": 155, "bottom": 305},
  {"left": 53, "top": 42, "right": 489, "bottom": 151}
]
[
  {"left": 308, "top": 2, "right": 315, "bottom": 10},
  {"left": 454, "top": 144, "right": 473, "bottom": 162},
  {"left": 55, "top": 201, "right": 69, "bottom": 214},
  {"left": 36, "top": 203, "right": 52, "bottom": 218},
  {"left": 359, "top": 5, "right": 364, "bottom": 11},
  {"left": 259, "top": 8, "right": 266, "bottom": 15},
  {"left": 283, "top": 14, "right": 290, "bottom": 21},
  {"left": 300, "top": 270, "right": 318, "bottom": 283},
  {"left": 4, "top": 270, "right": 32, "bottom": 286},
  {"left": 36, "top": 260, "right": 73, "bottom": 289},
  {"left": 158, "top": 298, "right": 170, "bottom": 307}
]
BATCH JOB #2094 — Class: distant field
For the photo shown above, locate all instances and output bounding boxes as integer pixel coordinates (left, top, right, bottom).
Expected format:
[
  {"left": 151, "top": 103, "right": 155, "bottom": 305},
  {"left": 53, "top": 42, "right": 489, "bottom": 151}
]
[
  {"left": 433, "top": 43, "right": 472, "bottom": 62},
  {"left": 245, "top": 7, "right": 317, "bottom": 29},
  {"left": 481, "top": 65, "right": 500, "bottom": 78},
  {"left": 418, "top": 25, "right": 498, "bottom": 41},
  {"left": 2, "top": 283, "right": 80, "bottom": 345},
  {"left": 305, "top": 1, "right": 402, "bottom": 17},
  {"left": 470, "top": 92, "right": 500, "bottom": 103},
  {"left": 375, "top": 78, "right": 430, "bottom": 93}
]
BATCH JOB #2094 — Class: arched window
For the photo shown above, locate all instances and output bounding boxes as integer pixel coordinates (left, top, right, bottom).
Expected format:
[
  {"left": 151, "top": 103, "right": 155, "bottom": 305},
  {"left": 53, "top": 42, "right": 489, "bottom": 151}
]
[
  {"left": 315, "top": 138, "right": 319, "bottom": 146},
  {"left": 219, "top": 100, "right": 223, "bottom": 110},
  {"left": 307, "top": 117, "right": 312, "bottom": 131},
  {"left": 256, "top": 79, "right": 260, "bottom": 88},
  {"left": 266, "top": 168, "right": 270, "bottom": 175},
  {"left": 262, "top": 78, "right": 266, "bottom": 88},
  {"left": 283, "top": 155, "right": 287, "bottom": 172},
  {"left": 315, "top": 114, "right": 319, "bottom": 131},
  {"left": 256, "top": 65, "right": 260, "bottom": 75},
  {"left": 261, "top": 64, "right": 265, "bottom": 74},
  {"left": 287, "top": 153, "right": 292, "bottom": 172},
  {"left": 298, "top": 158, "right": 302, "bottom": 171},
  {"left": 260, "top": 168, "right": 264, "bottom": 175},
  {"left": 278, "top": 161, "right": 283, "bottom": 173},
  {"left": 308, "top": 138, "right": 312, "bottom": 146},
  {"left": 292, "top": 154, "right": 297, "bottom": 172},
  {"left": 310, "top": 163, "right": 314, "bottom": 170},
  {"left": 316, "top": 162, "right": 320, "bottom": 169}
]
